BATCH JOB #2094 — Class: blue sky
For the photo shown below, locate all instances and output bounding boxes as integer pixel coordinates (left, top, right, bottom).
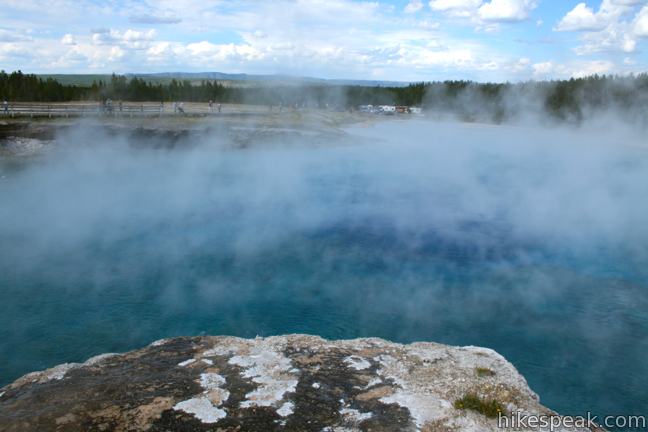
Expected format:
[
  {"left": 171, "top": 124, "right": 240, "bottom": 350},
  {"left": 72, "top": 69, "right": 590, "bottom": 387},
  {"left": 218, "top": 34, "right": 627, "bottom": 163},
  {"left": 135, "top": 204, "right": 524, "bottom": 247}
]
[{"left": 1, "top": 0, "right": 647, "bottom": 81}]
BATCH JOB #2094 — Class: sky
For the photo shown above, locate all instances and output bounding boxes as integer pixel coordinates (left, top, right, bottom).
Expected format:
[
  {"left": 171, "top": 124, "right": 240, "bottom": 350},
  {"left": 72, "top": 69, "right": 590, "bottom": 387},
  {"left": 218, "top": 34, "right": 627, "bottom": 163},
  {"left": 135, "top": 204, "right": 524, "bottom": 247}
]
[{"left": 1, "top": 0, "right": 648, "bottom": 82}]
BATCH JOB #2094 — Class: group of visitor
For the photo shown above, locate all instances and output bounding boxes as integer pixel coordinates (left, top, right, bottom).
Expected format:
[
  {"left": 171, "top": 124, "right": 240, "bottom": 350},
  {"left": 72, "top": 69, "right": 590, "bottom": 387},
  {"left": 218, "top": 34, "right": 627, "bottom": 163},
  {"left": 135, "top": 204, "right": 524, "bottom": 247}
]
[
  {"left": 172, "top": 102, "right": 185, "bottom": 114},
  {"left": 208, "top": 100, "right": 222, "bottom": 113},
  {"left": 102, "top": 98, "right": 114, "bottom": 113}
]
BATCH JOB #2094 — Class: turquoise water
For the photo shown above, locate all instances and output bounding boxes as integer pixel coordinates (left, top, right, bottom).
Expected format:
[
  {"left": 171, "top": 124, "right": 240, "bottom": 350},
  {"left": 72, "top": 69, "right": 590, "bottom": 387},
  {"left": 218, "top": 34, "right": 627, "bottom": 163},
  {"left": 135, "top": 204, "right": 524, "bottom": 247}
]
[{"left": 1, "top": 121, "right": 647, "bottom": 428}]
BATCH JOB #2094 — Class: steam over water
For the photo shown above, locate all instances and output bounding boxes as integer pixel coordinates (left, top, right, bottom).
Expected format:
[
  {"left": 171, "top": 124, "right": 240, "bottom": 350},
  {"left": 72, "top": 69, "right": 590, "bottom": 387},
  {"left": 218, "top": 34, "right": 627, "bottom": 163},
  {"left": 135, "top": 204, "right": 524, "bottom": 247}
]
[{"left": 1, "top": 120, "right": 647, "bottom": 425}]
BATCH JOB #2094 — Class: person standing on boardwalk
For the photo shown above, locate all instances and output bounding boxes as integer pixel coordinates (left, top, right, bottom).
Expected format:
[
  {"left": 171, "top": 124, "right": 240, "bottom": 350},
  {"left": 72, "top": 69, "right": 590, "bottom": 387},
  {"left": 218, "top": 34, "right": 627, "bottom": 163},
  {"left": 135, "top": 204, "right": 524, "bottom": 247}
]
[
  {"left": 217, "top": 103, "right": 222, "bottom": 113},
  {"left": 209, "top": 100, "right": 213, "bottom": 113},
  {"left": 2, "top": 100, "right": 8, "bottom": 115}
]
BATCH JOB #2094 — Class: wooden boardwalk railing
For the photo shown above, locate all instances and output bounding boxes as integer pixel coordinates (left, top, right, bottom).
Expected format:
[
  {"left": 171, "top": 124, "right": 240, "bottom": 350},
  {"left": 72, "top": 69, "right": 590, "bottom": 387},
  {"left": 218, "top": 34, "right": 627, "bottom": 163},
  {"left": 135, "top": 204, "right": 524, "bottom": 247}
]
[{"left": 0, "top": 102, "right": 225, "bottom": 118}]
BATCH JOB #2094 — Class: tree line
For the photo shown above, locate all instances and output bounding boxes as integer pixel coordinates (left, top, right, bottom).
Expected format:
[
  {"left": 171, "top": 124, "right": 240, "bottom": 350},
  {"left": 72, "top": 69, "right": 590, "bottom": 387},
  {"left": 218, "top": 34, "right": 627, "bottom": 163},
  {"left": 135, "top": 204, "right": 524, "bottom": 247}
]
[{"left": 2, "top": 70, "right": 647, "bottom": 122}]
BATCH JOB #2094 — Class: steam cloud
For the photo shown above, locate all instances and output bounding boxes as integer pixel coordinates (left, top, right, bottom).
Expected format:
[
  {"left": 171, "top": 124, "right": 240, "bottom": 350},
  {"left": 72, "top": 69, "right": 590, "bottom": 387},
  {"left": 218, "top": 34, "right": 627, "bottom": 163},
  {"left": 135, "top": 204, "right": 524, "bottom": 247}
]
[{"left": 0, "top": 116, "right": 647, "bottom": 420}]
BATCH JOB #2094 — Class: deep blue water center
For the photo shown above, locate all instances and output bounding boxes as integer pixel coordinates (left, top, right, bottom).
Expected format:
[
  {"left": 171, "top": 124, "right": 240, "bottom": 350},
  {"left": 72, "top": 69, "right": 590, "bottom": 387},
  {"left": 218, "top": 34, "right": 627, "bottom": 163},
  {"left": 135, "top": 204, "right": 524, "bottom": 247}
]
[{"left": 1, "top": 121, "right": 647, "bottom": 428}]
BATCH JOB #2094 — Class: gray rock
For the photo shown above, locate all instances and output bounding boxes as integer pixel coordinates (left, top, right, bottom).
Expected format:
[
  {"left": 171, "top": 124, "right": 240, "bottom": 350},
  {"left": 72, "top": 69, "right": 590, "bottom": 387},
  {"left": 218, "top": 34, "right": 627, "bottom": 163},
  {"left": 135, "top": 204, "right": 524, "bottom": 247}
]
[{"left": 0, "top": 335, "right": 603, "bottom": 431}]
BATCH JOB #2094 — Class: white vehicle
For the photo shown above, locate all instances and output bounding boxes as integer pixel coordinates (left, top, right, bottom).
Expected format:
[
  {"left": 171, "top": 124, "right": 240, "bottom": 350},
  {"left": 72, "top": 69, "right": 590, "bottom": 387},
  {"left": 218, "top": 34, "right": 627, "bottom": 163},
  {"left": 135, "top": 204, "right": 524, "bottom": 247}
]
[{"left": 380, "top": 105, "right": 396, "bottom": 115}]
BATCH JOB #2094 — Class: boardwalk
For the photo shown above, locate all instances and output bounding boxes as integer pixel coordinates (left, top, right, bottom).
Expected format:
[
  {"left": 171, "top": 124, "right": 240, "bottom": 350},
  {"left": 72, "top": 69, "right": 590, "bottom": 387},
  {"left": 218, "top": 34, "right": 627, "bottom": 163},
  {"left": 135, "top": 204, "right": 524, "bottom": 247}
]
[{"left": 0, "top": 102, "right": 236, "bottom": 118}]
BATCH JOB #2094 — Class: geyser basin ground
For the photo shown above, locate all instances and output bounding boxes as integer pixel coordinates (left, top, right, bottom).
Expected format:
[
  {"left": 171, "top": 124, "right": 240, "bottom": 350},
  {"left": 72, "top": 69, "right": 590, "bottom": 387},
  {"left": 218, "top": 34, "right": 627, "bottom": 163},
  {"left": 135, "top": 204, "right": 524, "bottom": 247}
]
[{"left": 0, "top": 118, "right": 647, "bottom": 429}]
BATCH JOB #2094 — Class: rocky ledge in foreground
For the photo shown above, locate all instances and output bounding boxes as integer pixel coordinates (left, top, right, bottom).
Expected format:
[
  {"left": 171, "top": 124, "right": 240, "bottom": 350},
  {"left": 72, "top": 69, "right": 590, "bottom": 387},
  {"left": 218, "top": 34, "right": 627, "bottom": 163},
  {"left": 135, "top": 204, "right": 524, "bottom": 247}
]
[{"left": 0, "top": 335, "right": 600, "bottom": 432}]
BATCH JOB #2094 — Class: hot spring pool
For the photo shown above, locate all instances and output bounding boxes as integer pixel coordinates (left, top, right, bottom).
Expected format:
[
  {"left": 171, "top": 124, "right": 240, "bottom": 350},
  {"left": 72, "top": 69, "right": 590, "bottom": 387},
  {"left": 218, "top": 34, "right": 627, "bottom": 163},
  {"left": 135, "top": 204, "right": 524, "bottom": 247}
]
[{"left": 1, "top": 120, "right": 647, "bottom": 428}]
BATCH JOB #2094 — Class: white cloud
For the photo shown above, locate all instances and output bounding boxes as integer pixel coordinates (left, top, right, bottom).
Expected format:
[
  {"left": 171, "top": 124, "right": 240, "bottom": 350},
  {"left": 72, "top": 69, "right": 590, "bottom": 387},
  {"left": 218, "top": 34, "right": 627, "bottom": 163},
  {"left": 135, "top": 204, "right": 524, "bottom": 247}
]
[
  {"left": 532, "top": 61, "right": 553, "bottom": 76},
  {"left": 0, "top": 29, "right": 33, "bottom": 42},
  {"left": 185, "top": 41, "right": 264, "bottom": 62},
  {"left": 554, "top": 0, "right": 648, "bottom": 55},
  {"left": 429, "top": 0, "right": 483, "bottom": 18},
  {"left": 61, "top": 34, "right": 76, "bottom": 45},
  {"left": 0, "top": 42, "right": 33, "bottom": 60},
  {"left": 0, "top": 0, "right": 527, "bottom": 78},
  {"left": 122, "top": 29, "right": 156, "bottom": 42},
  {"left": 1, "top": 0, "right": 645, "bottom": 79},
  {"left": 91, "top": 28, "right": 156, "bottom": 49},
  {"left": 429, "top": 0, "right": 482, "bottom": 11},
  {"left": 130, "top": 13, "right": 181, "bottom": 24},
  {"left": 478, "top": 0, "right": 537, "bottom": 22},
  {"left": 532, "top": 59, "right": 615, "bottom": 78},
  {"left": 91, "top": 33, "right": 111, "bottom": 45},
  {"left": 556, "top": 1, "right": 646, "bottom": 32},
  {"left": 405, "top": 0, "right": 424, "bottom": 13},
  {"left": 634, "top": 5, "right": 648, "bottom": 36},
  {"left": 573, "top": 25, "right": 638, "bottom": 54},
  {"left": 571, "top": 59, "right": 615, "bottom": 77},
  {"left": 555, "top": 3, "right": 602, "bottom": 31},
  {"left": 514, "top": 57, "right": 531, "bottom": 71},
  {"left": 429, "top": 0, "right": 537, "bottom": 23}
]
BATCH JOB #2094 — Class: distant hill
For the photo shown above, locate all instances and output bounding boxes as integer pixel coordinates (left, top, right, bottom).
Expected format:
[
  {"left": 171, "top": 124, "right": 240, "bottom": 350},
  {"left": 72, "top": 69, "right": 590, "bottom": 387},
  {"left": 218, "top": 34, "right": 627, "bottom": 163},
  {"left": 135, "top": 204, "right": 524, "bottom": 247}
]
[
  {"left": 37, "top": 72, "right": 410, "bottom": 87},
  {"left": 134, "top": 72, "right": 410, "bottom": 87}
]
